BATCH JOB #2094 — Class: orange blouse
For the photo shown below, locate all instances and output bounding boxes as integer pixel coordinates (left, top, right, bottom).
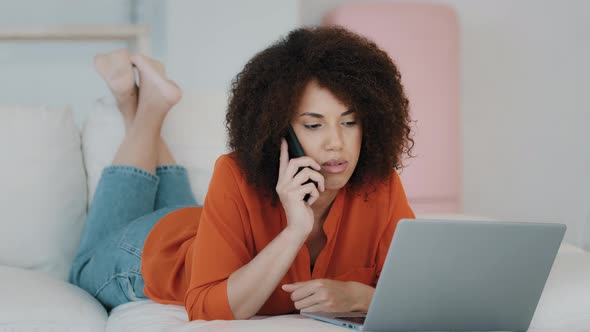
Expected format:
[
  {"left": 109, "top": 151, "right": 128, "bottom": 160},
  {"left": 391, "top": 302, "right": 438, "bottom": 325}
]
[{"left": 141, "top": 153, "right": 414, "bottom": 320}]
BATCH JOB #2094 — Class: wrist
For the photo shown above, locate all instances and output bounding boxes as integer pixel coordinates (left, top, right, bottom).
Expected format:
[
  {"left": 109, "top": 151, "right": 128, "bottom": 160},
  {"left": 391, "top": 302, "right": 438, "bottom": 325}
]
[
  {"left": 281, "top": 226, "right": 310, "bottom": 245},
  {"left": 348, "top": 282, "right": 375, "bottom": 312}
]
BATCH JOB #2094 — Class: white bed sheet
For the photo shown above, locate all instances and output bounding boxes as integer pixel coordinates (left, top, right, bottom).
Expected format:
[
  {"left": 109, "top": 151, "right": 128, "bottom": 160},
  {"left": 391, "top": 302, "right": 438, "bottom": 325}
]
[{"left": 107, "top": 244, "right": 590, "bottom": 332}]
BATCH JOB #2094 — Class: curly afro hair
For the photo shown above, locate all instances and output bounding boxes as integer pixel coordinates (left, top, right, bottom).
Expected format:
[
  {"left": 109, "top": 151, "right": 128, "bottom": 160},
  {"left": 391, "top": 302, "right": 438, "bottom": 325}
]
[{"left": 225, "top": 26, "right": 414, "bottom": 202}]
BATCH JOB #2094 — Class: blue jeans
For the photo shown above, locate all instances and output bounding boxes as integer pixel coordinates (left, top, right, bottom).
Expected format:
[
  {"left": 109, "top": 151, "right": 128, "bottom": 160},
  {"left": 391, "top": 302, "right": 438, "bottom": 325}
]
[{"left": 69, "top": 164, "right": 199, "bottom": 311}]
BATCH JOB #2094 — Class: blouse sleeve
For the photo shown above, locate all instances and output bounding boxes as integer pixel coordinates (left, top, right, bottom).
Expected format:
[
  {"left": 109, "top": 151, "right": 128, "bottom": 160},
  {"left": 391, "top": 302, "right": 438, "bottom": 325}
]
[
  {"left": 184, "top": 155, "right": 253, "bottom": 320},
  {"left": 374, "top": 171, "right": 415, "bottom": 286}
]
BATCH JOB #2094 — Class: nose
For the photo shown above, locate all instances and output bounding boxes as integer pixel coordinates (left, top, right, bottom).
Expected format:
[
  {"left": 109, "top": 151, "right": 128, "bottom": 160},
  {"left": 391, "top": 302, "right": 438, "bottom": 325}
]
[{"left": 324, "top": 125, "right": 344, "bottom": 151}]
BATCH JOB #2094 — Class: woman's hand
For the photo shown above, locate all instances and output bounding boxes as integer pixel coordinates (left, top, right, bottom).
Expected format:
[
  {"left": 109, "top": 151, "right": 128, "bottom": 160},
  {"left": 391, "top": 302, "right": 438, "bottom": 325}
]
[
  {"left": 282, "top": 279, "right": 375, "bottom": 313},
  {"left": 276, "top": 138, "right": 325, "bottom": 238}
]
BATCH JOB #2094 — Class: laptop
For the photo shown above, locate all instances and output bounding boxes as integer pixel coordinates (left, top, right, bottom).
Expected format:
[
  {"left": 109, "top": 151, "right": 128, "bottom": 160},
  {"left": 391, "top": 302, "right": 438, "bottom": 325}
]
[{"left": 302, "top": 218, "right": 566, "bottom": 332}]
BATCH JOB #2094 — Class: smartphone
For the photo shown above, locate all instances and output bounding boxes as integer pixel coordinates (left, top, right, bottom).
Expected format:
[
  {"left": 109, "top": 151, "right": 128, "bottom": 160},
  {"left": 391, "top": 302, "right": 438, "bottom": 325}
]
[{"left": 285, "top": 125, "right": 319, "bottom": 202}]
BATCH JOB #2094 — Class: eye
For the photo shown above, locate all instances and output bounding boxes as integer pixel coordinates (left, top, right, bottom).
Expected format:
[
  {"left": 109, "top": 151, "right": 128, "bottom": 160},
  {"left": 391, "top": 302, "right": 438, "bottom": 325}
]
[
  {"left": 304, "top": 124, "right": 321, "bottom": 129},
  {"left": 343, "top": 121, "right": 357, "bottom": 127}
]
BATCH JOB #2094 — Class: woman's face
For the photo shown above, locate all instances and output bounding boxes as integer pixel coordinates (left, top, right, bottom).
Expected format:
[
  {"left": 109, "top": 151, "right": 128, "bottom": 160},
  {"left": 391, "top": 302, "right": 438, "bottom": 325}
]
[{"left": 291, "top": 80, "right": 362, "bottom": 191}]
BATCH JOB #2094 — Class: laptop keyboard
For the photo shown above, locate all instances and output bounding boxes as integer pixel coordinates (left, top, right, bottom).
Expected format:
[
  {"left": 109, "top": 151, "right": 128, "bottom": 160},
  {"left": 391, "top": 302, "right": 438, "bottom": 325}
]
[{"left": 336, "top": 316, "right": 366, "bottom": 325}]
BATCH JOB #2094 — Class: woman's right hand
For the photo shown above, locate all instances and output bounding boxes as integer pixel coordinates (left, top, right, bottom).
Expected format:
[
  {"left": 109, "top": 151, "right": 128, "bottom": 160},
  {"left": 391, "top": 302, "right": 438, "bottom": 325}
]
[{"left": 276, "top": 138, "right": 325, "bottom": 238}]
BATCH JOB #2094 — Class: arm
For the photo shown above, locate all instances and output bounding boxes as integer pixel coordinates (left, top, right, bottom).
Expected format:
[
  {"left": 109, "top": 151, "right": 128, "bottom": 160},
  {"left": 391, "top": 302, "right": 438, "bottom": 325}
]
[
  {"left": 185, "top": 140, "right": 325, "bottom": 320},
  {"left": 282, "top": 279, "right": 375, "bottom": 313},
  {"left": 227, "top": 226, "right": 306, "bottom": 319},
  {"left": 227, "top": 138, "right": 326, "bottom": 319},
  {"left": 282, "top": 171, "right": 414, "bottom": 313}
]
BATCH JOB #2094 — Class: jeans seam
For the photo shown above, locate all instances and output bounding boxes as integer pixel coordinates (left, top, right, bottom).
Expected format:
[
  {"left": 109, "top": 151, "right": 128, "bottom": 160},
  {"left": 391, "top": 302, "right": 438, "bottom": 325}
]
[
  {"left": 94, "top": 270, "right": 143, "bottom": 299},
  {"left": 119, "top": 241, "right": 142, "bottom": 258},
  {"left": 156, "top": 164, "right": 188, "bottom": 174},
  {"left": 118, "top": 220, "right": 143, "bottom": 259},
  {"left": 103, "top": 165, "right": 159, "bottom": 183}
]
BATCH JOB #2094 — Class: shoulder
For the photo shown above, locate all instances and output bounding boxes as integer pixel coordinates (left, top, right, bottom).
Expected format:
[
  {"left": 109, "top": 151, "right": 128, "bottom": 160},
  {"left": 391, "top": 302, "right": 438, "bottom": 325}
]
[
  {"left": 210, "top": 152, "right": 258, "bottom": 200},
  {"left": 348, "top": 170, "right": 414, "bottom": 221},
  {"left": 352, "top": 170, "right": 407, "bottom": 204},
  {"left": 213, "top": 152, "right": 240, "bottom": 173},
  {"left": 212, "top": 152, "right": 247, "bottom": 185}
]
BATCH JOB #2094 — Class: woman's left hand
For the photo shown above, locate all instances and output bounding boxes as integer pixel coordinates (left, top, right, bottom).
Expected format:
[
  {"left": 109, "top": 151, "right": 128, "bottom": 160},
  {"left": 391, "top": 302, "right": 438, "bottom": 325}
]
[{"left": 282, "top": 279, "right": 375, "bottom": 312}]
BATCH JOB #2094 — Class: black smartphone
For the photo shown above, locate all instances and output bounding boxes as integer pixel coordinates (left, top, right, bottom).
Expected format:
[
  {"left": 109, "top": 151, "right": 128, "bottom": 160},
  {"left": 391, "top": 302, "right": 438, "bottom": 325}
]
[{"left": 285, "top": 125, "right": 319, "bottom": 202}]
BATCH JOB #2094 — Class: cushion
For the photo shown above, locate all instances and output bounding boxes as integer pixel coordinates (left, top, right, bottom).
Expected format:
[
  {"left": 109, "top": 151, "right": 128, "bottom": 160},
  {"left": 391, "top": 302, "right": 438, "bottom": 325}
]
[
  {"left": 83, "top": 91, "right": 229, "bottom": 205},
  {"left": 0, "top": 265, "right": 107, "bottom": 332},
  {"left": 0, "top": 105, "right": 86, "bottom": 280}
]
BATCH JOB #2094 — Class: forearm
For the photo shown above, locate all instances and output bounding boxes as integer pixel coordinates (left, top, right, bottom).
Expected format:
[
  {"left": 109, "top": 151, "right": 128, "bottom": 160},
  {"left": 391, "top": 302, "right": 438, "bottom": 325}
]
[{"left": 227, "top": 227, "right": 307, "bottom": 319}]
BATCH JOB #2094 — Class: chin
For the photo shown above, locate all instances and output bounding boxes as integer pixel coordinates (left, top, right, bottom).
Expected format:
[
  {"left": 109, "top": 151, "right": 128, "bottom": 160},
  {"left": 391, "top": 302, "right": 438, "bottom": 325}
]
[{"left": 324, "top": 176, "right": 350, "bottom": 191}]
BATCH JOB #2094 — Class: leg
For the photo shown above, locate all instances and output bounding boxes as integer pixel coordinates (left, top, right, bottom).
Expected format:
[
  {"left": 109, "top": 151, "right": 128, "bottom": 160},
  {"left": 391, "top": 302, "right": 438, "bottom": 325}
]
[
  {"left": 131, "top": 57, "right": 178, "bottom": 167},
  {"left": 112, "top": 53, "right": 181, "bottom": 173},
  {"left": 70, "top": 51, "right": 184, "bottom": 308},
  {"left": 94, "top": 49, "right": 137, "bottom": 132},
  {"left": 74, "top": 50, "right": 172, "bottom": 258},
  {"left": 157, "top": 137, "right": 177, "bottom": 166},
  {"left": 70, "top": 206, "right": 180, "bottom": 311},
  {"left": 73, "top": 165, "right": 160, "bottom": 273},
  {"left": 99, "top": 52, "right": 194, "bottom": 209},
  {"left": 95, "top": 49, "right": 178, "bottom": 168},
  {"left": 155, "top": 164, "right": 199, "bottom": 210}
]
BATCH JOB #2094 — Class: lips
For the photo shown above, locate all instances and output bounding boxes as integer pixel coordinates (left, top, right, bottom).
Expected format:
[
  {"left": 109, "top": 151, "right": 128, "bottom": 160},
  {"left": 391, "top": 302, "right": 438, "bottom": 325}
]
[{"left": 321, "top": 159, "right": 348, "bottom": 174}]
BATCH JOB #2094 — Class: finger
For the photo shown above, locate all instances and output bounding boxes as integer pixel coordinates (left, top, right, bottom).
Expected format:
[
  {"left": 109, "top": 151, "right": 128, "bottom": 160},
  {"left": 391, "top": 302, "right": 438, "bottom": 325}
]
[
  {"left": 306, "top": 181, "right": 324, "bottom": 206},
  {"left": 316, "top": 174, "right": 325, "bottom": 193},
  {"left": 294, "top": 293, "right": 322, "bottom": 311},
  {"left": 306, "top": 187, "right": 321, "bottom": 206},
  {"left": 290, "top": 280, "right": 320, "bottom": 302},
  {"left": 281, "top": 282, "right": 306, "bottom": 292},
  {"left": 297, "top": 183, "right": 320, "bottom": 203},
  {"left": 279, "top": 138, "right": 289, "bottom": 178},
  {"left": 285, "top": 157, "right": 321, "bottom": 179},
  {"left": 291, "top": 168, "right": 324, "bottom": 188}
]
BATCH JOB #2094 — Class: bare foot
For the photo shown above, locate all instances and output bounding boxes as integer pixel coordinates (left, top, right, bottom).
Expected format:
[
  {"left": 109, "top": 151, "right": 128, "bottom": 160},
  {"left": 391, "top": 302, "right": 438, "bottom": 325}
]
[
  {"left": 94, "top": 49, "right": 138, "bottom": 125},
  {"left": 130, "top": 55, "right": 182, "bottom": 114}
]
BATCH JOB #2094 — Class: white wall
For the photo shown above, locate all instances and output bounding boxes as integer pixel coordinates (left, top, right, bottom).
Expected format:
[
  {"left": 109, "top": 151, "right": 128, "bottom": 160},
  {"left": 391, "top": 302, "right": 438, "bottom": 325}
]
[
  {"left": 162, "top": 0, "right": 299, "bottom": 92},
  {"left": 0, "top": 0, "right": 133, "bottom": 126},
  {"left": 301, "top": 0, "right": 590, "bottom": 247}
]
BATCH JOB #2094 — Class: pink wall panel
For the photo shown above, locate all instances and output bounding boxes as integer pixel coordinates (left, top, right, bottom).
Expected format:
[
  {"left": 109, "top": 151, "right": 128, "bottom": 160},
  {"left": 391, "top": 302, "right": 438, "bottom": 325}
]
[{"left": 323, "top": 3, "right": 461, "bottom": 213}]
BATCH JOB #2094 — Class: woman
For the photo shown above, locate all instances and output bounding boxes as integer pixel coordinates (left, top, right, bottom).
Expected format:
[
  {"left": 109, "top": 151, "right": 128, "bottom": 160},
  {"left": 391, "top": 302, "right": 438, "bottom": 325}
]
[{"left": 70, "top": 26, "right": 415, "bottom": 321}]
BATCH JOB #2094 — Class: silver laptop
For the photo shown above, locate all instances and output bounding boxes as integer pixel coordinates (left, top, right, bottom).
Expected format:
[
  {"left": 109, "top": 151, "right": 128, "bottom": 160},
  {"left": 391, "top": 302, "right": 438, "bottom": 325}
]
[{"left": 302, "top": 218, "right": 566, "bottom": 332}]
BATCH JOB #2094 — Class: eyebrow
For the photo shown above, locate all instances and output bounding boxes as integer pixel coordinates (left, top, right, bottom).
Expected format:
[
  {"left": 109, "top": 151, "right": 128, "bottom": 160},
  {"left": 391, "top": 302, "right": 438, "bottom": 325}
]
[{"left": 299, "top": 110, "right": 355, "bottom": 118}]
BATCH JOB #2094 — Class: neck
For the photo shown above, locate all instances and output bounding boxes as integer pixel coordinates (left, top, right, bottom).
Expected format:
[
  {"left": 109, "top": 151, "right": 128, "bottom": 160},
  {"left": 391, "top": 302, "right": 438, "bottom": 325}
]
[{"left": 311, "top": 188, "right": 339, "bottom": 224}]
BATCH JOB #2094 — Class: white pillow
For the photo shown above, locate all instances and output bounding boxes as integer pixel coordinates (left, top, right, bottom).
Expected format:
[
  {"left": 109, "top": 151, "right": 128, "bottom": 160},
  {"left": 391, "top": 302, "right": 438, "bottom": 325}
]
[
  {"left": 83, "top": 92, "right": 229, "bottom": 206},
  {"left": 0, "top": 265, "right": 107, "bottom": 332},
  {"left": 0, "top": 105, "right": 87, "bottom": 281}
]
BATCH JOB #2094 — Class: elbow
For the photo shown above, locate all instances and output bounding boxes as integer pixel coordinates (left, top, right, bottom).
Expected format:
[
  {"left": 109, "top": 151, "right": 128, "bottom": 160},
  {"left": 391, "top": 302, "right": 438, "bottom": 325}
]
[
  {"left": 226, "top": 275, "right": 259, "bottom": 320},
  {"left": 230, "top": 306, "right": 256, "bottom": 320},
  {"left": 227, "top": 294, "right": 257, "bottom": 320}
]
